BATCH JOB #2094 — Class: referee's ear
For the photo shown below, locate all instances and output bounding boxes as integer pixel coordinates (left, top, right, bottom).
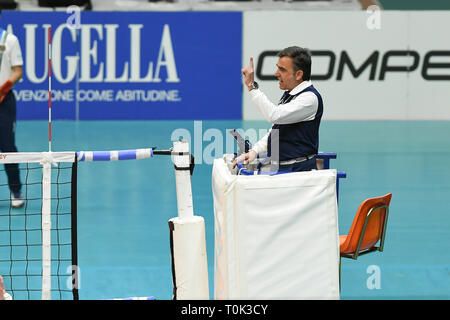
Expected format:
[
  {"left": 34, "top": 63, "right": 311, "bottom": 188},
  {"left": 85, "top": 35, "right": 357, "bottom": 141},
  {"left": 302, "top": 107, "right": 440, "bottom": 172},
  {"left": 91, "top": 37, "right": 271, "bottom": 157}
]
[{"left": 295, "top": 69, "right": 304, "bottom": 82}]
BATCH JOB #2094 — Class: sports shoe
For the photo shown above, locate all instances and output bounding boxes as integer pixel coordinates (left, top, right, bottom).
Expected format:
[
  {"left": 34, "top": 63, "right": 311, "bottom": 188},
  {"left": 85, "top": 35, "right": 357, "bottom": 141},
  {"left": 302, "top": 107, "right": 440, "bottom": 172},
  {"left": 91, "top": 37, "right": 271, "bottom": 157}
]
[{"left": 11, "top": 191, "right": 24, "bottom": 208}]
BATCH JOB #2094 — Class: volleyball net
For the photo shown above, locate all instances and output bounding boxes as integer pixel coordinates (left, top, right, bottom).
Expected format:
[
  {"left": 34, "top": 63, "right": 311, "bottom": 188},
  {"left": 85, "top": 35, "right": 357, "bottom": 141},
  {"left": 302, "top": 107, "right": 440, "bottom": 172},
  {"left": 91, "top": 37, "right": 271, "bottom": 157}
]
[
  {"left": 0, "top": 152, "right": 77, "bottom": 300},
  {"left": 0, "top": 141, "right": 208, "bottom": 300}
]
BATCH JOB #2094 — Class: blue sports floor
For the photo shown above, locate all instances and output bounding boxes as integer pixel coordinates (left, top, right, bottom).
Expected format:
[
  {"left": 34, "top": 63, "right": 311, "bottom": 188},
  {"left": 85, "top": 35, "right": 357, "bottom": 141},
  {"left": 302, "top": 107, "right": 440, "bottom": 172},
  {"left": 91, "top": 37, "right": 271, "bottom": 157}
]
[{"left": 7, "top": 120, "right": 450, "bottom": 300}]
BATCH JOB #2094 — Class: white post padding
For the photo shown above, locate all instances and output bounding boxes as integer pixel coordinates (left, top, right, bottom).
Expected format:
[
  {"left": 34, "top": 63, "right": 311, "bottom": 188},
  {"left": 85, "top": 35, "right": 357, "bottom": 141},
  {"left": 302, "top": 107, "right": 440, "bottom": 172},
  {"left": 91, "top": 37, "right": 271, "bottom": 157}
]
[
  {"left": 212, "top": 155, "right": 340, "bottom": 300},
  {"left": 169, "top": 216, "right": 209, "bottom": 300},
  {"left": 172, "top": 140, "right": 194, "bottom": 219},
  {"left": 169, "top": 140, "right": 209, "bottom": 300}
]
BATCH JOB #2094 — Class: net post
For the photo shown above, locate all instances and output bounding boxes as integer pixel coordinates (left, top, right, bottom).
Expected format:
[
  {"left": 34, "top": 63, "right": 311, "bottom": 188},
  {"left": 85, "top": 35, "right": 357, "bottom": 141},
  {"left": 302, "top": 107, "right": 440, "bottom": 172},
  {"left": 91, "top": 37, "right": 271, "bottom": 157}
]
[{"left": 169, "top": 140, "right": 209, "bottom": 300}]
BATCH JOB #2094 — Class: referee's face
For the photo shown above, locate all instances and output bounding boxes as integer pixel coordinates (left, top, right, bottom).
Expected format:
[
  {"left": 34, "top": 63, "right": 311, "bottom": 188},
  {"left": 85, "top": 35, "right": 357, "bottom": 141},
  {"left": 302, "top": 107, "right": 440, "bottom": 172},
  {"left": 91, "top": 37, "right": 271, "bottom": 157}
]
[{"left": 275, "top": 56, "right": 303, "bottom": 91}]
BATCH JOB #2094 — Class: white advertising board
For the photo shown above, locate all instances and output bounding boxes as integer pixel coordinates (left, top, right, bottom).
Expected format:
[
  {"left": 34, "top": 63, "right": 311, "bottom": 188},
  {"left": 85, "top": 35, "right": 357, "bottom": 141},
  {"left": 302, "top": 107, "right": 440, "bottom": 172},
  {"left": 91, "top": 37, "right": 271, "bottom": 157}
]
[{"left": 243, "top": 11, "right": 450, "bottom": 120}]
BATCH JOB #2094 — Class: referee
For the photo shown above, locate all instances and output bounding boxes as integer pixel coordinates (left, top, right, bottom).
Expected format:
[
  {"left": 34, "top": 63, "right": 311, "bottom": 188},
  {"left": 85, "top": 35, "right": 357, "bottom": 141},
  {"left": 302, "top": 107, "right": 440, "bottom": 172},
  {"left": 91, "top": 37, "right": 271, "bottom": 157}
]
[
  {"left": 0, "top": 10, "right": 23, "bottom": 208},
  {"left": 234, "top": 46, "right": 323, "bottom": 172}
]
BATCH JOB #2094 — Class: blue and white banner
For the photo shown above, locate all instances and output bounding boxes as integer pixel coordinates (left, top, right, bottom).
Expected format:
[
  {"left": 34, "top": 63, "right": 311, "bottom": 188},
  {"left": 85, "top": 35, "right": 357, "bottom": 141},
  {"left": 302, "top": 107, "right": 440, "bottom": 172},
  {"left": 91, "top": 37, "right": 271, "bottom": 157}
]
[{"left": 2, "top": 11, "right": 242, "bottom": 120}]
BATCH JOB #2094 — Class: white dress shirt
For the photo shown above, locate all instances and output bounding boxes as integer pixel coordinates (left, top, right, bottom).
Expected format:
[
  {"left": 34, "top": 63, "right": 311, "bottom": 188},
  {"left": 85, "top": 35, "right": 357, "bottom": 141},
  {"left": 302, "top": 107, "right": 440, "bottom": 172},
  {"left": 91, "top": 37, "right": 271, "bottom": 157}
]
[
  {"left": 249, "top": 81, "right": 319, "bottom": 156},
  {"left": 0, "top": 32, "right": 23, "bottom": 85}
]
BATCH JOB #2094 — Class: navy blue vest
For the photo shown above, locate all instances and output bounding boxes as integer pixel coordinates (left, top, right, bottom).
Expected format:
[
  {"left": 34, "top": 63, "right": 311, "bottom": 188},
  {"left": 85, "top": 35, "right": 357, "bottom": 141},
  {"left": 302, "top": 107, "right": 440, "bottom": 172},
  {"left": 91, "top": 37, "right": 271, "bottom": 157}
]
[{"left": 267, "top": 85, "right": 323, "bottom": 161}]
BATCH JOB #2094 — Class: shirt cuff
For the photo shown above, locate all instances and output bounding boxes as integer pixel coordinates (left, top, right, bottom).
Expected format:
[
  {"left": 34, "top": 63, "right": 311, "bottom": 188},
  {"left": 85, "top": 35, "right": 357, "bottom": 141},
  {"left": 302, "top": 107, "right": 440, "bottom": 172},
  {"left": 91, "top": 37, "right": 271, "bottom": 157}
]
[
  {"left": 250, "top": 145, "right": 265, "bottom": 157},
  {"left": 249, "top": 88, "right": 262, "bottom": 98}
]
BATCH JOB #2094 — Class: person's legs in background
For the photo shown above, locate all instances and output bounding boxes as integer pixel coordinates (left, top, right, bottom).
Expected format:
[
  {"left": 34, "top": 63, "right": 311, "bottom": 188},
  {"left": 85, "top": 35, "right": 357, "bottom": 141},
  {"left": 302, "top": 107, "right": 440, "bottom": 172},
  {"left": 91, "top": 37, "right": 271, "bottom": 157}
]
[{"left": 0, "top": 92, "right": 23, "bottom": 208}]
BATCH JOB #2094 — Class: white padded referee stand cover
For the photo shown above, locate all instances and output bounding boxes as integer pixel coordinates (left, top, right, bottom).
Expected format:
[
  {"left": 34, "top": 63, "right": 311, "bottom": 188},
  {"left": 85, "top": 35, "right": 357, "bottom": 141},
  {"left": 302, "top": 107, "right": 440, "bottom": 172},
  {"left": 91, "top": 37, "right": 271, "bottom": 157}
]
[{"left": 212, "top": 156, "right": 340, "bottom": 300}]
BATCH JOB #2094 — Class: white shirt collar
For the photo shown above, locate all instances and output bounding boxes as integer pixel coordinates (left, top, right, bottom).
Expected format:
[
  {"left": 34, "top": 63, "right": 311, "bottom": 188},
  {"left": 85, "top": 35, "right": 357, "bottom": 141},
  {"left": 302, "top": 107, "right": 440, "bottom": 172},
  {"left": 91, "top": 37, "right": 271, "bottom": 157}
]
[{"left": 289, "top": 80, "right": 312, "bottom": 95}]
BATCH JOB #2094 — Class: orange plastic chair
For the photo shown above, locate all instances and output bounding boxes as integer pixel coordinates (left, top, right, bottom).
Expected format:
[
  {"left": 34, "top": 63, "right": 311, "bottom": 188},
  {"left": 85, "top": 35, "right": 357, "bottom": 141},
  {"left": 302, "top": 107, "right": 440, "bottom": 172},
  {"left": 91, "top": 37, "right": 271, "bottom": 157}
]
[{"left": 339, "top": 193, "right": 392, "bottom": 290}]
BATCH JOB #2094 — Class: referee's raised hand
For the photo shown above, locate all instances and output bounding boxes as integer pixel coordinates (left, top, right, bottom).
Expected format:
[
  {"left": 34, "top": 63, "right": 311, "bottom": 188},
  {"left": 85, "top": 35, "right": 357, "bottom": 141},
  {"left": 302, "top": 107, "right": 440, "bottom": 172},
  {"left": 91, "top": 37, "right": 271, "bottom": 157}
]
[{"left": 242, "top": 57, "right": 255, "bottom": 91}]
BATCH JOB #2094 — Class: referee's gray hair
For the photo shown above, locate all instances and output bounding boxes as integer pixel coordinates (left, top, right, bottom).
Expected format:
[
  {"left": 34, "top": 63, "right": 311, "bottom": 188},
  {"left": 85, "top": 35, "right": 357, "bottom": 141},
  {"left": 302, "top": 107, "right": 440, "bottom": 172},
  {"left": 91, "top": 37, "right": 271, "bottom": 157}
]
[{"left": 278, "top": 46, "right": 312, "bottom": 81}]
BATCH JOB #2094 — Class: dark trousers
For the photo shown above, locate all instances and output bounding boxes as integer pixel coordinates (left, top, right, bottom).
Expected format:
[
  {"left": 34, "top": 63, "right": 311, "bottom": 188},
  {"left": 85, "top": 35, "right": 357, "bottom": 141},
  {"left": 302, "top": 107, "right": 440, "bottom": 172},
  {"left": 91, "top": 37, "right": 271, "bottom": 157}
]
[
  {"left": 277, "top": 157, "right": 317, "bottom": 173},
  {"left": 0, "top": 91, "right": 22, "bottom": 193}
]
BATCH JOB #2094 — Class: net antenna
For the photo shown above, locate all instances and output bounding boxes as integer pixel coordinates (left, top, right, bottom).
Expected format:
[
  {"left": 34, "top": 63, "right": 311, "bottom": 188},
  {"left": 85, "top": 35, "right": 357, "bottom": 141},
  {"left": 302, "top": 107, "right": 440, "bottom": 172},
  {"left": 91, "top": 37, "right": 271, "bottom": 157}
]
[
  {"left": 42, "top": 25, "right": 52, "bottom": 300},
  {"left": 48, "top": 25, "right": 52, "bottom": 153}
]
